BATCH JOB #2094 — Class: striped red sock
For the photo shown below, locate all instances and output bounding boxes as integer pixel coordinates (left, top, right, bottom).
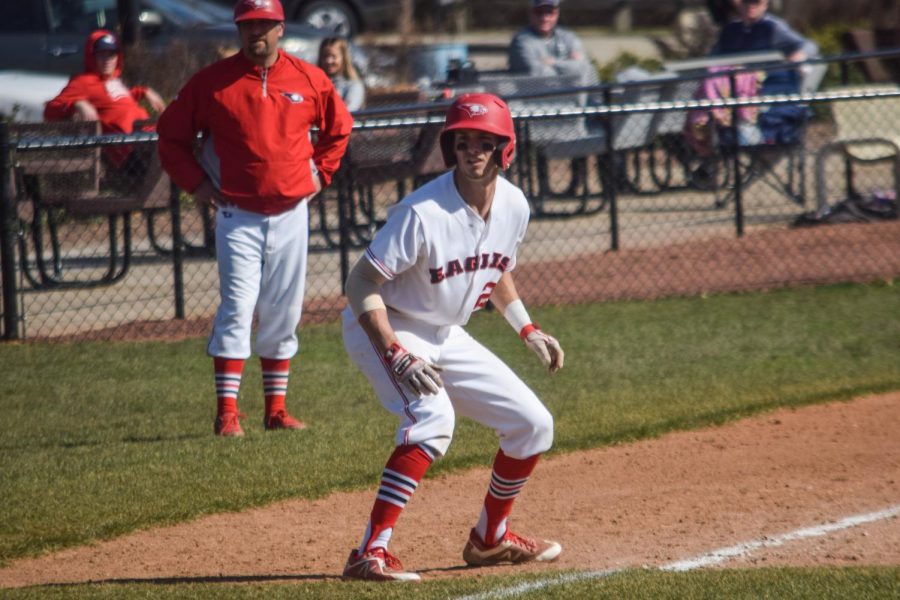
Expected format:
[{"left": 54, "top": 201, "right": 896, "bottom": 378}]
[
  {"left": 479, "top": 449, "right": 540, "bottom": 545},
  {"left": 359, "top": 444, "right": 435, "bottom": 552},
  {"left": 213, "top": 357, "right": 245, "bottom": 416},
  {"left": 260, "top": 357, "right": 290, "bottom": 416}
]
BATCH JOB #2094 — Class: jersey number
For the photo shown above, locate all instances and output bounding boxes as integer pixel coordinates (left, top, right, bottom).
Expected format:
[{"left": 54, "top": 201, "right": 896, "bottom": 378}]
[{"left": 473, "top": 282, "right": 496, "bottom": 310}]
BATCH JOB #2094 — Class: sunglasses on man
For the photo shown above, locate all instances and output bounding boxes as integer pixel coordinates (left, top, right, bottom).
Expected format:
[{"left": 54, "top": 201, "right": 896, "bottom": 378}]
[{"left": 455, "top": 140, "right": 498, "bottom": 154}]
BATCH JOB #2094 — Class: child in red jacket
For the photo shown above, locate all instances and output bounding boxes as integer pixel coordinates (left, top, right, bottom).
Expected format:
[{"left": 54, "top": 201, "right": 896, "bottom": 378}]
[{"left": 44, "top": 30, "right": 166, "bottom": 174}]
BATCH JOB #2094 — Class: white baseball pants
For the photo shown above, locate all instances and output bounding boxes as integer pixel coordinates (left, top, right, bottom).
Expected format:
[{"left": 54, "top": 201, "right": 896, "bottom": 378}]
[
  {"left": 207, "top": 201, "right": 309, "bottom": 359},
  {"left": 342, "top": 309, "right": 554, "bottom": 459}
]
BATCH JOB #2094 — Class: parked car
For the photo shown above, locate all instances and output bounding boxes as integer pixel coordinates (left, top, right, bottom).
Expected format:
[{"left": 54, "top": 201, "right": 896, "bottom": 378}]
[
  {"left": 0, "top": 0, "right": 336, "bottom": 75},
  {"left": 0, "top": 71, "right": 71, "bottom": 122},
  {"left": 284, "top": 0, "right": 403, "bottom": 38},
  {"left": 211, "top": 0, "right": 458, "bottom": 39}
]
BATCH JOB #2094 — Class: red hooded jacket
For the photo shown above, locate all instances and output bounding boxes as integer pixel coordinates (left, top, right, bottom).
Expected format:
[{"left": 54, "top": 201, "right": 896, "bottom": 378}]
[
  {"left": 43, "top": 30, "right": 151, "bottom": 166},
  {"left": 156, "top": 50, "right": 352, "bottom": 215}
]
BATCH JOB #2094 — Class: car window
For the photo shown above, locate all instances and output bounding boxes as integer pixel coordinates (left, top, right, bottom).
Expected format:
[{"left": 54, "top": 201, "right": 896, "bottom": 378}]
[
  {"left": 47, "top": 0, "right": 118, "bottom": 34},
  {"left": 143, "top": 0, "right": 234, "bottom": 27},
  {"left": 0, "top": 0, "right": 48, "bottom": 32}
]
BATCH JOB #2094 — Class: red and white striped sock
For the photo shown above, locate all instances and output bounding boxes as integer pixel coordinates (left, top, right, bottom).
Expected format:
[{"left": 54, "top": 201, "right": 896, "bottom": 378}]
[
  {"left": 213, "top": 357, "right": 244, "bottom": 416},
  {"left": 476, "top": 449, "right": 541, "bottom": 545},
  {"left": 358, "top": 444, "right": 435, "bottom": 553},
  {"left": 260, "top": 357, "right": 290, "bottom": 417}
]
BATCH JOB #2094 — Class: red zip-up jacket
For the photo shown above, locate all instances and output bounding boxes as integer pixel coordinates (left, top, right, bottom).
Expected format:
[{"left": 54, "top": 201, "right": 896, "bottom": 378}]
[
  {"left": 157, "top": 50, "right": 352, "bottom": 215},
  {"left": 44, "top": 30, "right": 150, "bottom": 167}
]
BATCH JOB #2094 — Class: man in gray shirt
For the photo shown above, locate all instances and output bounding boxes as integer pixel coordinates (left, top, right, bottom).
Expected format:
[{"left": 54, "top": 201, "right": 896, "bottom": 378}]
[{"left": 508, "top": 0, "right": 595, "bottom": 85}]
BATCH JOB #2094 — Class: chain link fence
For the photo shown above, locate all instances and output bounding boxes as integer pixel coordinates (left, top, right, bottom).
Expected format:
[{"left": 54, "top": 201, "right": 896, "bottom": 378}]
[{"left": 2, "top": 52, "right": 899, "bottom": 341}]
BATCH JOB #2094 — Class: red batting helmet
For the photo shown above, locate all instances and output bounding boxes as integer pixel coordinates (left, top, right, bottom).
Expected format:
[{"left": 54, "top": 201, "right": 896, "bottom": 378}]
[
  {"left": 234, "top": 0, "right": 285, "bottom": 22},
  {"left": 440, "top": 93, "right": 516, "bottom": 170}
]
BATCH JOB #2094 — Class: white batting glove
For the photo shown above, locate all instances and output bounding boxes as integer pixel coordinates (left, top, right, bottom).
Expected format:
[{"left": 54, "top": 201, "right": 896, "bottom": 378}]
[
  {"left": 384, "top": 342, "right": 444, "bottom": 396},
  {"left": 520, "top": 324, "right": 564, "bottom": 373}
]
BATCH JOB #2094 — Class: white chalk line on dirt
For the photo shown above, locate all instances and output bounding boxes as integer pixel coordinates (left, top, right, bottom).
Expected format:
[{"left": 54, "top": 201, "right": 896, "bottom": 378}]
[{"left": 455, "top": 503, "right": 900, "bottom": 600}]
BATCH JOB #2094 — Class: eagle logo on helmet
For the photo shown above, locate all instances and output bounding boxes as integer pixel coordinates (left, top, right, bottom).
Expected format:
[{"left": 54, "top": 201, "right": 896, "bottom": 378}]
[{"left": 457, "top": 103, "right": 488, "bottom": 118}]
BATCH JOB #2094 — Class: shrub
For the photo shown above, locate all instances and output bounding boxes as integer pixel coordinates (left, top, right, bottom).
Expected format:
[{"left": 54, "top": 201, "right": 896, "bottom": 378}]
[
  {"left": 804, "top": 21, "right": 869, "bottom": 89},
  {"left": 597, "top": 51, "right": 664, "bottom": 82}
]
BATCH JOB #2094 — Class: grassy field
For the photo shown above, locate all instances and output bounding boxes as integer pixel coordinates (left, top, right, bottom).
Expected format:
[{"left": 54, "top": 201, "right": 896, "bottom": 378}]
[
  {"left": 2, "top": 567, "right": 899, "bottom": 599},
  {"left": 2, "top": 282, "right": 899, "bottom": 597}
]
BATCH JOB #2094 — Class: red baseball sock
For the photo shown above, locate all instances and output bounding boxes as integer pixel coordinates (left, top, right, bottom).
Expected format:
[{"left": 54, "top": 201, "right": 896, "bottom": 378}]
[
  {"left": 214, "top": 357, "right": 245, "bottom": 416},
  {"left": 477, "top": 449, "right": 540, "bottom": 545},
  {"left": 260, "top": 357, "right": 290, "bottom": 416},
  {"left": 359, "top": 444, "right": 435, "bottom": 553}
]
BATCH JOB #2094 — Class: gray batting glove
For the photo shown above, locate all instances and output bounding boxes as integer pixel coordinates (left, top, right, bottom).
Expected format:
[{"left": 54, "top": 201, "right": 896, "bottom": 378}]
[
  {"left": 524, "top": 328, "right": 565, "bottom": 373},
  {"left": 385, "top": 342, "right": 444, "bottom": 396}
]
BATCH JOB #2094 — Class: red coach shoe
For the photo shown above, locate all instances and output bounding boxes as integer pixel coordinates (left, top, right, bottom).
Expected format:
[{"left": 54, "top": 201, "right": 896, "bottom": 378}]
[
  {"left": 264, "top": 409, "right": 307, "bottom": 431},
  {"left": 214, "top": 412, "right": 245, "bottom": 437}
]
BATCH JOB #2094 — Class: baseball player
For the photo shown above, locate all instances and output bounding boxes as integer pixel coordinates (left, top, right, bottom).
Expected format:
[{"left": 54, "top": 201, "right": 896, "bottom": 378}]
[
  {"left": 341, "top": 93, "right": 564, "bottom": 581},
  {"left": 157, "top": 0, "right": 353, "bottom": 437}
]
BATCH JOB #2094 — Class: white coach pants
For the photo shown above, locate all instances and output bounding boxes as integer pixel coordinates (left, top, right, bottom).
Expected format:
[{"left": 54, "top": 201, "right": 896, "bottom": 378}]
[
  {"left": 208, "top": 201, "right": 309, "bottom": 359},
  {"left": 342, "top": 309, "right": 554, "bottom": 459}
]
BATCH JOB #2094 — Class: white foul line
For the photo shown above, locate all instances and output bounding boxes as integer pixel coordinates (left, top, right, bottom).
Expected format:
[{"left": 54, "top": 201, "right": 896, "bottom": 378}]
[{"left": 455, "top": 504, "right": 900, "bottom": 600}]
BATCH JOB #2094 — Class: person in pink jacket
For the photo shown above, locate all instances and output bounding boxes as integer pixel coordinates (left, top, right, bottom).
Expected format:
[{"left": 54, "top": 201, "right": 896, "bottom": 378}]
[
  {"left": 44, "top": 30, "right": 165, "bottom": 171},
  {"left": 157, "top": 0, "right": 353, "bottom": 437}
]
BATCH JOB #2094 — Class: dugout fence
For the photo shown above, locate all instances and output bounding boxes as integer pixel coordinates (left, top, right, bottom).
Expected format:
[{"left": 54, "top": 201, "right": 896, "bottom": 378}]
[{"left": 2, "top": 50, "right": 899, "bottom": 341}]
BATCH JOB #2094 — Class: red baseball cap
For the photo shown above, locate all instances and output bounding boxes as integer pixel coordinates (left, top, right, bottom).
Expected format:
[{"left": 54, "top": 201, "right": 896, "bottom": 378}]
[{"left": 234, "top": 0, "right": 285, "bottom": 23}]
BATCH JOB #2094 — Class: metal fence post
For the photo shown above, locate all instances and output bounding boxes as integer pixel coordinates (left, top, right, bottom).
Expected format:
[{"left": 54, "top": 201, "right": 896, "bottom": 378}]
[
  {"left": 170, "top": 181, "right": 185, "bottom": 319},
  {"left": 728, "top": 72, "right": 745, "bottom": 237},
  {"left": 602, "top": 88, "right": 620, "bottom": 251},
  {"left": 839, "top": 62, "right": 854, "bottom": 199},
  {"left": 338, "top": 173, "right": 351, "bottom": 295},
  {"left": 0, "top": 122, "right": 20, "bottom": 340}
]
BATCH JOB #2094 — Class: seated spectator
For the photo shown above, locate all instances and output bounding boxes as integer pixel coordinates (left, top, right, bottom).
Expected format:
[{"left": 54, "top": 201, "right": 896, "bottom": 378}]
[
  {"left": 44, "top": 30, "right": 166, "bottom": 176},
  {"left": 508, "top": 0, "right": 596, "bottom": 86},
  {"left": 711, "top": 0, "right": 819, "bottom": 86},
  {"left": 686, "top": 0, "right": 818, "bottom": 157},
  {"left": 318, "top": 37, "right": 365, "bottom": 112},
  {"left": 508, "top": 0, "right": 599, "bottom": 195},
  {"left": 713, "top": 0, "right": 818, "bottom": 100}
]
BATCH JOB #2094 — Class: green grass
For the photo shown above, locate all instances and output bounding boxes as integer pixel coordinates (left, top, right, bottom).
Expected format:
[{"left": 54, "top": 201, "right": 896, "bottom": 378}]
[
  {"left": 1, "top": 282, "right": 899, "bottom": 588},
  {"left": 2, "top": 567, "right": 898, "bottom": 599}
]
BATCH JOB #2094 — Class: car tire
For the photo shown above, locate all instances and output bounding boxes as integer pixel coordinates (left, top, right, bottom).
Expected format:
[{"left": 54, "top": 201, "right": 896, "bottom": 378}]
[{"left": 294, "top": 0, "right": 359, "bottom": 38}]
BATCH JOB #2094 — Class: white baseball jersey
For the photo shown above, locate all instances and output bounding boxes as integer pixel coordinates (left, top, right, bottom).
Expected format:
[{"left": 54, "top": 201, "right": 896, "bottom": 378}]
[
  {"left": 364, "top": 171, "right": 530, "bottom": 326},
  {"left": 342, "top": 170, "right": 553, "bottom": 459}
]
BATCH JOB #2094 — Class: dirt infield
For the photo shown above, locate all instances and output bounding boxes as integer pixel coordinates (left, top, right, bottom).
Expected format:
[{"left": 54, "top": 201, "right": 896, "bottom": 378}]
[{"left": 1, "top": 392, "right": 897, "bottom": 589}]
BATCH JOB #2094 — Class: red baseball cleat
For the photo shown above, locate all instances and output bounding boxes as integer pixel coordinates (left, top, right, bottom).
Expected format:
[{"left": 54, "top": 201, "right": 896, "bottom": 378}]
[
  {"left": 214, "top": 412, "right": 245, "bottom": 437},
  {"left": 462, "top": 528, "right": 562, "bottom": 566},
  {"left": 264, "top": 409, "right": 307, "bottom": 431},
  {"left": 342, "top": 547, "right": 421, "bottom": 582}
]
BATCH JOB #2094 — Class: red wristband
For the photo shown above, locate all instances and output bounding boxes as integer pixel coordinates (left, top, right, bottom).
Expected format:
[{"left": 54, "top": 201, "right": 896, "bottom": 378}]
[
  {"left": 384, "top": 342, "right": 404, "bottom": 361},
  {"left": 519, "top": 323, "right": 540, "bottom": 341}
]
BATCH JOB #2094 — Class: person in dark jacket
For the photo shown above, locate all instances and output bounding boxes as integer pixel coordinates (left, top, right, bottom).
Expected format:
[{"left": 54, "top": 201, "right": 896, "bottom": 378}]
[{"left": 711, "top": 0, "right": 817, "bottom": 63}]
